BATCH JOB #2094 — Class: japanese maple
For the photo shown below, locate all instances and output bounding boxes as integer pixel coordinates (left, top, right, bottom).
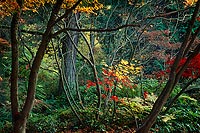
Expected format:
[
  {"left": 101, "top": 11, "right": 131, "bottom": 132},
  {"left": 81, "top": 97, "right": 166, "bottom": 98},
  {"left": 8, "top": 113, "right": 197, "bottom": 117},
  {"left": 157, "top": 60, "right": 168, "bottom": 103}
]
[{"left": 157, "top": 54, "right": 200, "bottom": 79}]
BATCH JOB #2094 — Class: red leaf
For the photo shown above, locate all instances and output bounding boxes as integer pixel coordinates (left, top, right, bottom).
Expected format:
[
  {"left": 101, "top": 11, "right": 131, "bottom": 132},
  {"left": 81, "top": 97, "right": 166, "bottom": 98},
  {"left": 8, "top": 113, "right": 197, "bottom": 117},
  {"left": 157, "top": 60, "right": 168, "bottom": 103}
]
[
  {"left": 111, "top": 95, "right": 118, "bottom": 102},
  {"left": 104, "top": 87, "right": 112, "bottom": 92},
  {"left": 86, "top": 80, "right": 96, "bottom": 88},
  {"left": 104, "top": 78, "right": 113, "bottom": 87},
  {"left": 143, "top": 91, "right": 148, "bottom": 99},
  {"left": 102, "top": 94, "right": 107, "bottom": 99},
  {"left": 196, "top": 16, "right": 200, "bottom": 21}
]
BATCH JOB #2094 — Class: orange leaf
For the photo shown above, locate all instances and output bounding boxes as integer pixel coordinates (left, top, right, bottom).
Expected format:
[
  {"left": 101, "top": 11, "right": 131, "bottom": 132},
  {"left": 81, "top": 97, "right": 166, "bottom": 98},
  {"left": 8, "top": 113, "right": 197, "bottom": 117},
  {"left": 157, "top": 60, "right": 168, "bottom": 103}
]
[
  {"left": 102, "top": 94, "right": 107, "bottom": 99},
  {"left": 0, "top": 38, "right": 10, "bottom": 47},
  {"left": 143, "top": 91, "right": 148, "bottom": 99}
]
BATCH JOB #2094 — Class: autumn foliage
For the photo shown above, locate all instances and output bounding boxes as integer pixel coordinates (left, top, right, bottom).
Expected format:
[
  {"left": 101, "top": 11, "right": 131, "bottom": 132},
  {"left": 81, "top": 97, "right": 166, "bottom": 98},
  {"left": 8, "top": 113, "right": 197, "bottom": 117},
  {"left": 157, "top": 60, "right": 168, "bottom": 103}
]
[
  {"left": 0, "top": 0, "right": 103, "bottom": 17},
  {"left": 184, "top": 0, "right": 198, "bottom": 6},
  {"left": 157, "top": 54, "right": 200, "bottom": 79},
  {"left": 86, "top": 59, "right": 142, "bottom": 102}
]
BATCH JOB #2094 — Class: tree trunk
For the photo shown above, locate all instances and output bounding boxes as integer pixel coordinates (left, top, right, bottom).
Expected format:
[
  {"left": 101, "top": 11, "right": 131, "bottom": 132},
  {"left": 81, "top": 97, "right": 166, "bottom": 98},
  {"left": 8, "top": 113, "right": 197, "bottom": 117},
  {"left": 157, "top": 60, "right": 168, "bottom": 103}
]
[
  {"left": 136, "top": 77, "right": 175, "bottom": 133},
  {"left": 59, "top": 12, "right": 80, "bottom": 91},
  {"left": 10, "top": 10, "right": 20, "bottom": 133},
  {"left": 13, "top": 117, "right": 27, "bottom": 133}
]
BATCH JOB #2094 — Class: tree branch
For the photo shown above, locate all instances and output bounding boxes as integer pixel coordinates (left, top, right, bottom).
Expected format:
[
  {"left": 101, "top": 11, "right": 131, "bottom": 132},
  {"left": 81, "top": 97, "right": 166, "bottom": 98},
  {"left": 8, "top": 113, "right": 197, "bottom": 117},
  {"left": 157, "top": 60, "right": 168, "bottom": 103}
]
[
  {"left": 0, "top": 25, "right": 44, "bottom": 36},
  {"left": 21, "top": 0, "right": 64, "bottom": 119},
  {"left": 52, "top": 24, "right": 140, "bottom": 37},
  {"left": 146, "top": 7, "right": 190, "bottom": 19}
]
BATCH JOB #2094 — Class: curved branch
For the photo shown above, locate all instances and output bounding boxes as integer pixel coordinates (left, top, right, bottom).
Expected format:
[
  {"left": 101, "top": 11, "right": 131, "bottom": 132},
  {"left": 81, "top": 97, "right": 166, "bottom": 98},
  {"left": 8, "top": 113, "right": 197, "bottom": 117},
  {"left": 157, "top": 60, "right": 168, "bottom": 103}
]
[
  {"left": 146, "top": 7, "right": 190, "bottom": 19},
  {"left": 52, "top": 24, "right": 140, "bottom": 37}
]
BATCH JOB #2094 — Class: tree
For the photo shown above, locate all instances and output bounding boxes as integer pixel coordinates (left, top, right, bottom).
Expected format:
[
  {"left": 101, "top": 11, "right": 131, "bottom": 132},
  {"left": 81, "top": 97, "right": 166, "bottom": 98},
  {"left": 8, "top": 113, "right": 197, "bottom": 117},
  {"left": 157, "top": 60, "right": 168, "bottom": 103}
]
[{"left": 59, "top": 12, "right": 80, "bottom": 93}]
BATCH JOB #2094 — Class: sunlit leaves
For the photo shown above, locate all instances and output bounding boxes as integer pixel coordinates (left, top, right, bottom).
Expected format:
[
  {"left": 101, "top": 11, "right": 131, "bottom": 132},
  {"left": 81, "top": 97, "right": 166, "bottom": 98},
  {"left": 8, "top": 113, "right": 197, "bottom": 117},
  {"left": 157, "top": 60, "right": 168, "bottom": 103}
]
[
  {"left": 184, "top": 0, "right": 198, "bottom": 7},
  {"left": 114, "top": 59, "right": 142, "bottom": 81},
  {"left": 0, "top": 0, "right": 19, "bottom": 17},
  {"left": 0, "top": 0, "right": 103, "bottom": 17}
]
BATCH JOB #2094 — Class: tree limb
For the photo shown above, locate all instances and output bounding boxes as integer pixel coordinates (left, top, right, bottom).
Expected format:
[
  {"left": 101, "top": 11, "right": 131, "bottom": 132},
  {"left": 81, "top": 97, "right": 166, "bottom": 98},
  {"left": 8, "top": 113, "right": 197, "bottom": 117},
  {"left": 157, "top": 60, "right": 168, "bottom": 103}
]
[{"left": 52, "top": 24, "right": 140, "bottom": 37}]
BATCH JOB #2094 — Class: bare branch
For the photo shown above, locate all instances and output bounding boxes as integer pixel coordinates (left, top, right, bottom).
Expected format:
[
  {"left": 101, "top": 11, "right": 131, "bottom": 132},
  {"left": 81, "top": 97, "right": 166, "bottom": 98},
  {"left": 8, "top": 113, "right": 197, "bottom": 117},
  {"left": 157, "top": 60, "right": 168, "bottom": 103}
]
[
  {"left": 52, "top": 24, "right": 140, "bottom": 37},
  {"left": 146, "top": 7, "right": 190, "bottom": 19}
]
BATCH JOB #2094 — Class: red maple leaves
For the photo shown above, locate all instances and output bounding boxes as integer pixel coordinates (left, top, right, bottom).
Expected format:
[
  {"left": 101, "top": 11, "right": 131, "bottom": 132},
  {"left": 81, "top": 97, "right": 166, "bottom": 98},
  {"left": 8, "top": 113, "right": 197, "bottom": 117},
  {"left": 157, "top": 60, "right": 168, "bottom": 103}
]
[
  {"left": 157, "top": 54, "right": 200, "bottom": 79},
  {"left": 86, "top": 80, "right": 96, "bottom": 89}
]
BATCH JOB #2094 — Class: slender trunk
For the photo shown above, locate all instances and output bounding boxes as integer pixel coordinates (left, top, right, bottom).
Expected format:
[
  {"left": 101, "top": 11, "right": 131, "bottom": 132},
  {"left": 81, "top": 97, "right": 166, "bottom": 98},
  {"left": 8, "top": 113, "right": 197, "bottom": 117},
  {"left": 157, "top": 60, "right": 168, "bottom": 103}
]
[{"left": 10, "top": 10, "right": 21, "bottom": 133}]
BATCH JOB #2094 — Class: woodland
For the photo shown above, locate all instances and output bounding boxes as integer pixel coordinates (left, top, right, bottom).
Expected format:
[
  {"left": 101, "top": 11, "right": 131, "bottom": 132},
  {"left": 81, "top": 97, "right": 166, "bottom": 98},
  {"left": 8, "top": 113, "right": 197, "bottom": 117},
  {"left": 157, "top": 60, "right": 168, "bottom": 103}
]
[{"left": 0, "top": 0, "right": 200, "bottom": 133}]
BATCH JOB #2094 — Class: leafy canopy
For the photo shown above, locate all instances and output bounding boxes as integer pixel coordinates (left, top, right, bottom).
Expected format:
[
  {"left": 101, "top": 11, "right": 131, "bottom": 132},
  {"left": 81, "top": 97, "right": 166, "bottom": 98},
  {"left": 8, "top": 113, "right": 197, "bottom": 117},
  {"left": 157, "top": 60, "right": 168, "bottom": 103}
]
[{"left": 0, "top": 0, "right": 103, "bottom": 17}]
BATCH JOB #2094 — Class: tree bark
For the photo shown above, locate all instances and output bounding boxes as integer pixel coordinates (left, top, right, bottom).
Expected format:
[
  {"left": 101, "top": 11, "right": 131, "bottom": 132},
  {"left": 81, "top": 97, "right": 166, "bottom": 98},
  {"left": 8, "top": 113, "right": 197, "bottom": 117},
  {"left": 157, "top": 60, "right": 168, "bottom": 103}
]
[
  {"left": 10, "top": 10, "right": 21, "bottom": 133},
  {"left": 13, "top": 118, "right": 27, "bottom": 133},
  {"left": 59, "top": 12, "right": 80, "bottom": 91}
]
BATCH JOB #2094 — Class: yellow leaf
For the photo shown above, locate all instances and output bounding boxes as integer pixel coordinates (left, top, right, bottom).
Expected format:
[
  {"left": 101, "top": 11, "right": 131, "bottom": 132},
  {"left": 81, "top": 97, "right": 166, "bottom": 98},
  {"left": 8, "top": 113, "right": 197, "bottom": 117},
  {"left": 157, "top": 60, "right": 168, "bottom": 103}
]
[
  {"left": 120, "top": 59, "right": 128, "bottom": 65},
  {"left": 184, "top": 0, "right": 198, "bottom": 6}
]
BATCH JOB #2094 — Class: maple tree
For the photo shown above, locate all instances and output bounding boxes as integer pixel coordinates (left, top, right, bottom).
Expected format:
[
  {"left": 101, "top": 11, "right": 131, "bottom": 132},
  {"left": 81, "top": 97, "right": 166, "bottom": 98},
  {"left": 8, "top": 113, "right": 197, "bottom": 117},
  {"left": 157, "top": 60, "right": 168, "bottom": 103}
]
[{"left": 158, "top": 54, "right": 200, "bottom": 79}]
